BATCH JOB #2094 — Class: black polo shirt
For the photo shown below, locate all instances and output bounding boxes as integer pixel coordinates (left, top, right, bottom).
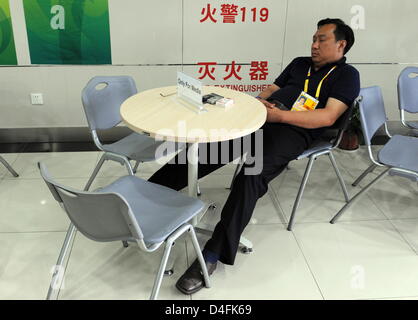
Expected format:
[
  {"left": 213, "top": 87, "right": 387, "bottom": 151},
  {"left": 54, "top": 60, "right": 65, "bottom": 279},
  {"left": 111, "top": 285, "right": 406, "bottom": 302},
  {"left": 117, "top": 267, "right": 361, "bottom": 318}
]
[{"left": 269, "top": 56, "right": 360, "bottom": 138}]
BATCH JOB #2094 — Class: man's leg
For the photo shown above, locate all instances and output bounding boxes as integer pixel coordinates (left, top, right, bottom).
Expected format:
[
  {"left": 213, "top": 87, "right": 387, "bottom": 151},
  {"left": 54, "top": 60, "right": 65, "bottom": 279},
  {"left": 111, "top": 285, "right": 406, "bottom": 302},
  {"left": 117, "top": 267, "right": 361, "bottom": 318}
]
[
  {"left": 148, "top": 139, "right": 242, "bottom": 191},
  {"left": 176, "top": 124, "right": 312, "bottom": 294},
  {"left": 205, "top": 124, "right": 312, "bottom": 265}
]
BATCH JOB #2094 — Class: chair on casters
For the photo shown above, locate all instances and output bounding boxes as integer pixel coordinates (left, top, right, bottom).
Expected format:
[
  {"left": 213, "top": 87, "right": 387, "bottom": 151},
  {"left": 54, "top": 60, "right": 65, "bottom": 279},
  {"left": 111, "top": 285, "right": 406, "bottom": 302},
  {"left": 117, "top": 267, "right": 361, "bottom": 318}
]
[
  {"left": 330, "top": 86, "right": 418, "bottom": 224},
  {"left": 398, "top": 67, "right": 418, "bottom": 135},
  {"left": 81, "top": 76, "right": 182, "bottom": 192},
  {"left": 0, "top": 156, "right": 18, "bottom": 177},
  {"left": 228, "top": 100, "right": 356, "bottom": 231},
  {"left": 39, "top": 162, "right": 210, "bottom": 300}
]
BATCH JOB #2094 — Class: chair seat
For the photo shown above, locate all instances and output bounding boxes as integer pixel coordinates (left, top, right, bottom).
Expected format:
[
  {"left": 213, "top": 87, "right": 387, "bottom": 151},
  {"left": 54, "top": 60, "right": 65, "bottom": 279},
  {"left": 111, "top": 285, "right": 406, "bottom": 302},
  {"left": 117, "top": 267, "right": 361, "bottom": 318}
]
[
  {"left": 297, "top": 140, "right": 333, "bottom": 160},
  {"left": 406, "top": 121, "right": 418, "bottom": 129},
  {"left": 102, "top": 132, "right": 180, "bottom": 162},
  {"left": 378, "top": 135, "right": 418, "bottom": 173},
  {"left": 98, "top": 176, "right": 205, "bottom": 244}
]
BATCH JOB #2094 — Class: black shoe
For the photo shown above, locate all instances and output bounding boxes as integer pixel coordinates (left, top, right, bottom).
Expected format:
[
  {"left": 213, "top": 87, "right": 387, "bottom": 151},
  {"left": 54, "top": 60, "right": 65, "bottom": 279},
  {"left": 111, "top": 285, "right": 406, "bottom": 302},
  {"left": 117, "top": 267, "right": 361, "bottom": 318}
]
[{"left": 175, "top": 259, "right": 217, "bottom": 295}]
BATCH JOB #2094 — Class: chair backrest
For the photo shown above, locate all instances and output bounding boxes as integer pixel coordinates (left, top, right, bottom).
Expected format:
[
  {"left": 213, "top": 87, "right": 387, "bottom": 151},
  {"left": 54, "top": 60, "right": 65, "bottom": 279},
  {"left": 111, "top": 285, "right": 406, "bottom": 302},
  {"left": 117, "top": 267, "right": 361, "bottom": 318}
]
[
  {"left": 330, "top": 101, "right": 355, "bottom": 132},
  {"left": 326, "top": 98, "right": 356, "bottom": 147},
  {"left": 358, "top": 86, "right": 388, "bottom": 146},
  {"left": 38, "top": 162, "right": 143, "bottom": 242},
  {"left": 81, "top": 76, "right": 138, "bottom": 130},
  {"left": 398, "top": 67, "right": 418, "bottom": 113}
]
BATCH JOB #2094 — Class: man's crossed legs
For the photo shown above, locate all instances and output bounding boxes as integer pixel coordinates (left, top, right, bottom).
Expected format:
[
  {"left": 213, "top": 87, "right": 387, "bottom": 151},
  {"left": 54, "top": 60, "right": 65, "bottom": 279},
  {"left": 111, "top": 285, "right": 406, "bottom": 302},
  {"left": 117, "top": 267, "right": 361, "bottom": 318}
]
[{"left": 148, "top": 123, "right": 312, "bottom": 294}]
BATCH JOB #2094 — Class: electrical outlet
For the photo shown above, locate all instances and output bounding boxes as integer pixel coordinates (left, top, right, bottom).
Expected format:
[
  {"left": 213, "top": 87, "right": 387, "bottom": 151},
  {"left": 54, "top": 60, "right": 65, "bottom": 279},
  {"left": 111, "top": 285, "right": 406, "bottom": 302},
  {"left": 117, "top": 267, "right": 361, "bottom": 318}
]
[{"left": 30, "top": 93, "right": 44, "bottom": 105}]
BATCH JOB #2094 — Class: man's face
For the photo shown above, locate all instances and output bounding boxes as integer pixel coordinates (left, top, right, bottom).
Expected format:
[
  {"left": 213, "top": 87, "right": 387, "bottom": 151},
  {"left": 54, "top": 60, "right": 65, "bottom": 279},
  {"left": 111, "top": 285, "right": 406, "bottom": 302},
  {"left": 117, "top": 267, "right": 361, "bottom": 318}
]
[{"left": 311, "top": 24, "right": 346, "bottom": 66}]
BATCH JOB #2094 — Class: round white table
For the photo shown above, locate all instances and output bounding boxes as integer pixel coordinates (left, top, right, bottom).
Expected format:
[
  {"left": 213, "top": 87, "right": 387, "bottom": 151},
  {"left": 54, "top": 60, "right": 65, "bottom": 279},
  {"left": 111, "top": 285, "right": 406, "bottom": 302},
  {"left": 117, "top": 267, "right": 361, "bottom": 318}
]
[{"left": 121, "top": 85, "right": 266, "bottom": 231}]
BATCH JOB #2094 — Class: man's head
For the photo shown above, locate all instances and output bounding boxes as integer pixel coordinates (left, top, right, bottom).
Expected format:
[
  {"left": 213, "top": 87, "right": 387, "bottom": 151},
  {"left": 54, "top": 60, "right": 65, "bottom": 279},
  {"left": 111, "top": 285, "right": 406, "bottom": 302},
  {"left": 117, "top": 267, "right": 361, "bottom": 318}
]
[{"left": 311, "top": 18, "right": 355, "bottom": 68}]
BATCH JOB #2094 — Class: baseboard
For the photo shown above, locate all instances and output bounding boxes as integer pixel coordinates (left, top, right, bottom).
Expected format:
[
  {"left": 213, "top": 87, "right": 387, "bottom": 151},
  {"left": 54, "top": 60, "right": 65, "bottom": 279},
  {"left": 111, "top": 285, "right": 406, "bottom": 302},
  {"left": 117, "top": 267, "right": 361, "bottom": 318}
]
[
  {"left": 0, "top": 121, "right": 414, "bottom": 152},
  {"left": 0, "top": 126, "right": 131, "bottom": 143}
]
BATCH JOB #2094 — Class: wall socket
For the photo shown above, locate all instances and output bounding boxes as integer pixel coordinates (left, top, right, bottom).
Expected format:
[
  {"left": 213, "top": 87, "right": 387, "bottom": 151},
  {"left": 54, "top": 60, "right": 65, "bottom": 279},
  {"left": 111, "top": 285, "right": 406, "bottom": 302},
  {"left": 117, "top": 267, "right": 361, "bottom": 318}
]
[{"left": 30, "top": 93, "right": 44, "bottom": 105}]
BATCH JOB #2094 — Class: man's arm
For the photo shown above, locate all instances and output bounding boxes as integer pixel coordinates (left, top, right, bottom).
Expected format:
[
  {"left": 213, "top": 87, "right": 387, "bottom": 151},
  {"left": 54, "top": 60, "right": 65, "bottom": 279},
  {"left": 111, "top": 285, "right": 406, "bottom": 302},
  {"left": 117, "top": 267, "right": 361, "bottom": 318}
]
[
  {"left": 256, "top": 84, "right": 280, "bottom": 108},
  {"left": 266, "top": 97, "right": 348, "bottom": 129},
  {"left": 257, "top": 84, "right": 280, "bottom": 100}
]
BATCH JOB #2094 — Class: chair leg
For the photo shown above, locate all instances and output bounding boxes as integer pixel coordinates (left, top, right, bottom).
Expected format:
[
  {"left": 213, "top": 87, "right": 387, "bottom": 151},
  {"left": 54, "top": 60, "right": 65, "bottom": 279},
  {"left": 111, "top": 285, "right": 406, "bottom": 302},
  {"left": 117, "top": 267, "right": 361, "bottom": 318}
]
[
  {"left": 133, "top": 161, "right": 140, "bottom": 174},
  {"left": 149, "top": 240, "right": 174, "bottom": 300},
  {"left": 164, "top": 252, "right": 176, "bottom": 276},
  {"left": 84, "top": 154, "right": 106, "bottom": 191},
  {"left": 46, "top": 223, "right": 77, "bottom": 300},
  {"left": 188, "top": 226, "right": 210, "bottom": 288},
  {"left": 352, "top": 163, "right": 377, "bottom": 187},
  {"left": 287, "top": 156, "right": 316, "bottom": 231},
  {"left": 123, "top": 158, "right": 135, "bottom": 176},
  {"left": 328, "top": 152, "right": 350, "bottom": 202},
  {"left": 330, "top": 168, "right": 390, "bottom": 224},
  {"left": 197, "top": 182, "right": 201, "bottom": 196},
  {"left": 0, "top": 156, "right": 19, "bottom": 177}
]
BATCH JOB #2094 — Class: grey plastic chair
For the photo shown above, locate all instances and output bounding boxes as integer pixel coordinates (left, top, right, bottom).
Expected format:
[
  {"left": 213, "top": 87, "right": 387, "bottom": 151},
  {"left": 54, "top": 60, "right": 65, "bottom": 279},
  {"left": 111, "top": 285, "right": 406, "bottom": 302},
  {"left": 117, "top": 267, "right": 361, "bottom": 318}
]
[
  {"left": 39, "top": 162, "right": 210, "bottom": 300},
  {"left": 398, "top": 67, "right": 418, "bottom": 132},
  {"left": 82, "top": 76, "right": 182, "bottom": 191},
  {"left": 330, "top": 86, "right": 418, "bottom": 224},
  {"left": 229, "top": 101, "right": 357, "bottom": 231},
  {"left": 0, "top": 155, "right": 18, "bottom": 177},
  {"left": 285, "top": 101, "right": 357, "bottom": 230}
]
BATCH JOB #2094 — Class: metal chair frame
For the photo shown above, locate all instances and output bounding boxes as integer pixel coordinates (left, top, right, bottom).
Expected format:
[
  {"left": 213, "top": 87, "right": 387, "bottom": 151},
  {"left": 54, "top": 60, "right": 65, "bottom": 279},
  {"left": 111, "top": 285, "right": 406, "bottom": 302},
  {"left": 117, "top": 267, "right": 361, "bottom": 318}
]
[
  {"left": 228, "top": 100, "right": 358, "bottom": 231},
  {"left": 398, "top": 67, "right": 418, "bottom": 132},
  {"left": 40, "top": 163, "right": 210, "bottom": 300},
  {"left": 0, "top": 155, "right": 18, "bottom": 177},
  {"left": 331, "top": 87, "right": 418, "bottom": 224}
]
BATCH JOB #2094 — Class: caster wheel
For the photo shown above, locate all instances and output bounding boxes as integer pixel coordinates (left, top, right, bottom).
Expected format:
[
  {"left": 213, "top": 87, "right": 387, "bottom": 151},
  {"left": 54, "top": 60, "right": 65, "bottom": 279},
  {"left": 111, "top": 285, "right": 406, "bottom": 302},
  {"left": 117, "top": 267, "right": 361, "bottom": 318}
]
[
  {"left": 122, "top": 241, "right": 129, "bottom": 248},
  {"left": 164, "top": 269, "right": 174, "bottom": 276},
  {"left": 197, "top": 192, "right": 202, "bottom": 197},
  {"left": 241, "top": 247, "right": 253, "bottom": 254}
]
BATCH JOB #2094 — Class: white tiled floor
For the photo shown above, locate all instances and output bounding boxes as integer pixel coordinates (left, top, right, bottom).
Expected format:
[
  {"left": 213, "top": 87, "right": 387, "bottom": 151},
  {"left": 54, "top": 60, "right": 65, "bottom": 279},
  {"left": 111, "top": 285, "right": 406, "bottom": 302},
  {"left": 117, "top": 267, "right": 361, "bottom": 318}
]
[{"left": 0, "top": 146, "right": 417, "bottom": 300}]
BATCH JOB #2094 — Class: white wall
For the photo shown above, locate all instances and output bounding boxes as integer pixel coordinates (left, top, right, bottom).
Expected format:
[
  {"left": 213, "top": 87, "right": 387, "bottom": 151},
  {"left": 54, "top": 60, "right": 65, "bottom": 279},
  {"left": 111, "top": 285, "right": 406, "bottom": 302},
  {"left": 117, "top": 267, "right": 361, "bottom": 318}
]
[{"left": 1, "top": 0, "right": 417, "bottom": 128}]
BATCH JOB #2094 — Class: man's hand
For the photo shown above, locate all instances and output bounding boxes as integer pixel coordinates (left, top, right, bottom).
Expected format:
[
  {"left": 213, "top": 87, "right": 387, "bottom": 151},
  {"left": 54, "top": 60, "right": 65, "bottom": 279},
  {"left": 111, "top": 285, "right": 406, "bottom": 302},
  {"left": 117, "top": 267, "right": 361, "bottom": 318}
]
[
  {"left": 265, "top": 97, "right": 349, "bottom": 128},
  {"left": 258, "top": 98, "right": 275, "bottom": 109},
  {"left": 265, "top": 104, "right": 286, "bottom": 123}
]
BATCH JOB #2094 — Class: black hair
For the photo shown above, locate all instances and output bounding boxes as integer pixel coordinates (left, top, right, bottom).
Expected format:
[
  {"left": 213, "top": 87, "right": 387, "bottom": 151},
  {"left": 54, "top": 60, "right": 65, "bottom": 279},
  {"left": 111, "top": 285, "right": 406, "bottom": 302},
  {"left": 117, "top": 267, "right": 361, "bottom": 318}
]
[{"left": 317, "top": 18, "right": 355, "bottom": 54}]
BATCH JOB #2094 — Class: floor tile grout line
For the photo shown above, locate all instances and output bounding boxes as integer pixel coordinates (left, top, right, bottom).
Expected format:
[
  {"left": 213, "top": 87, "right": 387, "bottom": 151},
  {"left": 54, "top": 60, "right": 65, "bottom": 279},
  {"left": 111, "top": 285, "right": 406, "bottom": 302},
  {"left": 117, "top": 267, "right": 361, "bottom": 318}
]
[
  {"left": 289, "top": 230, "right": 325, "bottom": 300},
  {"left": 267, "top": 187, "right": 289, "bottom": 225},
  {"left": 347, "top": 170, "right": 417, "bottom": 220},
  {"left": 268, "top": 172, "right": 394, "bottom": 227},
  {"left": 250, "top": 217, "right": 395, "bottom": 227},
  {"left": 0, "top": 152, "right": 20, "bottom": 181},
  {"left": 256, "top": 223, "right": 321, "bottom": 299},
  {"left": 3, "top": 146, "right": 416, "bottom": 299},
  {"left": 362, "top": 186, "right": 418, "bottom": 256},
  {"left": 339, "top": 166, "right": 417, "bottom": 232},
  {"left": 383, "top": 217, "right": 418, "bottom": 256}
]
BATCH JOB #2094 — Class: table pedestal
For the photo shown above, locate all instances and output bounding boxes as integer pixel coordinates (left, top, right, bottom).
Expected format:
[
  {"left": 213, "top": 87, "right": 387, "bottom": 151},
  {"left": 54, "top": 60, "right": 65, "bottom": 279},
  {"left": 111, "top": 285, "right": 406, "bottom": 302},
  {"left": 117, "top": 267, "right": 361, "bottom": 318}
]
[{"left": 187, "top": 142, "right": 253, "bottom": 252}]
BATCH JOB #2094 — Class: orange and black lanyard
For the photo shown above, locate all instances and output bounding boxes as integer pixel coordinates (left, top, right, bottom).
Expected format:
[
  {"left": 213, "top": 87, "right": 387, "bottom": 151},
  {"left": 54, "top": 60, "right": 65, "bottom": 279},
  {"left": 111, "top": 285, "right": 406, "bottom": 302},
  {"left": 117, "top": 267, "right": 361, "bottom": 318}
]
[{"left": 304, "top": 65, "right": 337, "bottom": 99}]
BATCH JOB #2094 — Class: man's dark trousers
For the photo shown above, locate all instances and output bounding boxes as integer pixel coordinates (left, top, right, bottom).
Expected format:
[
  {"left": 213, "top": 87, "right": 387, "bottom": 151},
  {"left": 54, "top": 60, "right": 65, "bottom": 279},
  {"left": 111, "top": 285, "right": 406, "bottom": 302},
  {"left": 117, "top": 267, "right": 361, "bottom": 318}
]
[{"left": 148, "top": 123, "right": 312, "bottom": 265}]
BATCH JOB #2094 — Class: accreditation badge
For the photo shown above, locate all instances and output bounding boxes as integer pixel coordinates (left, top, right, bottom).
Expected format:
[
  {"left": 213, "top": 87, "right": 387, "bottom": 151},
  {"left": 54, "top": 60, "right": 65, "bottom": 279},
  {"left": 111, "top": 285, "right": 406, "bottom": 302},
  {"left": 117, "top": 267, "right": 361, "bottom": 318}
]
[{"left": 291, "top": 91, "right": 319, "bottom": 112}]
